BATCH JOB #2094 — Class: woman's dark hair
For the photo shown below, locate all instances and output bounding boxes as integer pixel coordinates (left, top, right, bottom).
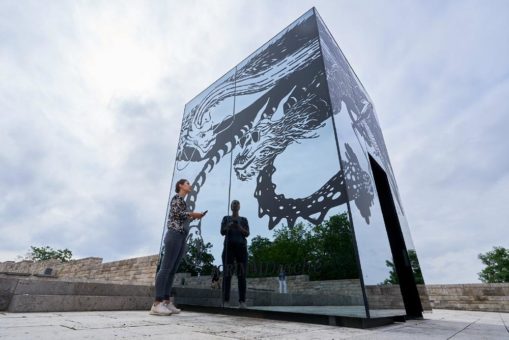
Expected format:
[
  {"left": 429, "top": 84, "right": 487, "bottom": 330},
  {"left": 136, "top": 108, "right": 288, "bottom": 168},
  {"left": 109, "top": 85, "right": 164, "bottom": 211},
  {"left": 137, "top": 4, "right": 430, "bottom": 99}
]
[{"left": 175, "top": 179, "right": 189, "bottom": 193}]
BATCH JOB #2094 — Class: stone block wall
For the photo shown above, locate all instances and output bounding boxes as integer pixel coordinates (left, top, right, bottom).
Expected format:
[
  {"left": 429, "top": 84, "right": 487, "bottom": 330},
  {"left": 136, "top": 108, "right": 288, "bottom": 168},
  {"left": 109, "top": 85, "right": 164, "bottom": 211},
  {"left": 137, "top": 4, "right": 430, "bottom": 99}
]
[
  {"left": 175, "top": 274, "right": 363, "bottom": 296},
  {"left": 426, "top": 283, "right": 509, "bottom": 312},
  {"left": 364, "top": 285, "right": 432, "bottom": 310},
  {"left": 1, "top": 256, "right": 507, "bottom": 313},
  {"left": 0, "top": 255, "right": 159, "bottom": 285}
]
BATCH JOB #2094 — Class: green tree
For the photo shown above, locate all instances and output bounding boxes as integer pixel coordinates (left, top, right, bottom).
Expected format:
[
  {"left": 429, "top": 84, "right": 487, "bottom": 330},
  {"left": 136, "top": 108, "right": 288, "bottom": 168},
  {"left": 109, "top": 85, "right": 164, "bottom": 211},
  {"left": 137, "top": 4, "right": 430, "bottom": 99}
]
[
  {"left": 478, "top": 246, "right": 509, "bottom": 283},
  {"left": 248, "top": 235, "right": 274, "bottom": 269},
  {"left": 248, "top": 222, "right": 313, "bottom": 277},
  {"left": 178, "top": 235, "right": 215, "bottom": 276},
  {"left": 383, "top": 260, "right": 399, "bottom": 285},
  {"left": 271, "top": 222, "right": 314, "bottom": 271},
  {"left": 382, "top": 249, "right": 424, "bottom": 284},
  {"left": 28, "top": 246, "right": 72, "bottom": 262},
  {"left": 308, "top": 213, "right": 358, "bottom": 280},
  {"left": 247, "top": 213, "right": 358, "bottom": 280}
]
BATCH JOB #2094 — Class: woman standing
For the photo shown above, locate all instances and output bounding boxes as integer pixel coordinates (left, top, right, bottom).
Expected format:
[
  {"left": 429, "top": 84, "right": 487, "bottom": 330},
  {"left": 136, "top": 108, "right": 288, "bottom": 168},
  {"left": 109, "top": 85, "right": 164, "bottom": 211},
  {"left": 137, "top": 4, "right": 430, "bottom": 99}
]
[
  {"left": 221, "top": 200, "right": 250, "bottom": 309},
  {"left": 150, "top": 179, "right": 206, "bottom": 316}
]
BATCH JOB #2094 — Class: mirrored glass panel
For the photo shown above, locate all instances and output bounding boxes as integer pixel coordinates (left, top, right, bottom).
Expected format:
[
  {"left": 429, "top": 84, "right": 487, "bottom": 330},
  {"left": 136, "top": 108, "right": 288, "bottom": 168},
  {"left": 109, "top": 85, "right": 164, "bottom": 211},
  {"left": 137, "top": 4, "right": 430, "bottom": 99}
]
[
  {"left": 169, "top": 69, "right": 236, "bottom": 280},
  {"left": 362, "top": 111, "right": 428, "bottom": 301},
  {"left": 228, "top": 11, "right": 366, "bottom": 318},
  {"left": 317, "top": 13, "right": 407, "bottom": 317}
]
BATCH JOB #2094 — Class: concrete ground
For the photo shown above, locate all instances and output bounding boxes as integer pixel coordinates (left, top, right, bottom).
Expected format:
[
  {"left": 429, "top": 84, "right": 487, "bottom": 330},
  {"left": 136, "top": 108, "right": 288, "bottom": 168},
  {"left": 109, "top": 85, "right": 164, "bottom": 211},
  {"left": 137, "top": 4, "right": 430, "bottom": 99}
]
[{"left": 0, "top": 309, "right": 507, "bottom": 339}]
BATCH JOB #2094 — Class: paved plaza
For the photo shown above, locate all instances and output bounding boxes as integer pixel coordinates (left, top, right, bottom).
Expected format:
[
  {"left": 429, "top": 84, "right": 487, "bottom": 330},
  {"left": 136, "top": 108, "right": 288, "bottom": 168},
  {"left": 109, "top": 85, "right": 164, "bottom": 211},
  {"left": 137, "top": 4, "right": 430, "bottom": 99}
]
[{"left": 0, "top": 309, "right": 507, "bottom": 339}]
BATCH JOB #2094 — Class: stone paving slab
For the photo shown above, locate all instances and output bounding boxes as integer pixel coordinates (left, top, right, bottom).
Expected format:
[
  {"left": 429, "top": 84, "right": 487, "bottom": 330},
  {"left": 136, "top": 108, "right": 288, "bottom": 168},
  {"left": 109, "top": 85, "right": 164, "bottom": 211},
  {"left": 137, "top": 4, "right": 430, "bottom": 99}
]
[{"left": 0, "top": 309, "right": 508, "bottom": 339}]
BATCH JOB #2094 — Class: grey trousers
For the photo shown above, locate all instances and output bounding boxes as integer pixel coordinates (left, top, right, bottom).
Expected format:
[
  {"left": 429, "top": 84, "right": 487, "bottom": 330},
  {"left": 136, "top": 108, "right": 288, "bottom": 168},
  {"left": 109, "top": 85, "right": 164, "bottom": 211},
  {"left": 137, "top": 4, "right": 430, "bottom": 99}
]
[{"left": 155, "top": 228, "right": 187, "bottom": 301}]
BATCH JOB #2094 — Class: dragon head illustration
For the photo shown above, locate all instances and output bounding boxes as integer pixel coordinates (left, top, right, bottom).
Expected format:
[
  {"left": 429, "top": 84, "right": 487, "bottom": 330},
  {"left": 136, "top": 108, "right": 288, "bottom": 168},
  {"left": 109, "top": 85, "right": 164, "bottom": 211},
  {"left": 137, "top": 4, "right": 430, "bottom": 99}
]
[{"left": 233, "top": 84, "right": 328, "bottom": 181}]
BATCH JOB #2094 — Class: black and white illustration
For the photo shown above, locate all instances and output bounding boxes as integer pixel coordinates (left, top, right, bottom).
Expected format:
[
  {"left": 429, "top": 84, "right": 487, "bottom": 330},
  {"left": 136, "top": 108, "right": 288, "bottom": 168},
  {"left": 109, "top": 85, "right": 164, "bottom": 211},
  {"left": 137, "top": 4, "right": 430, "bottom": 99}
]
[
  {"left": 172, "top": 10, "right": 372, "bottom": 231},
  {"left": 316, "top": 14, "right": 404, "bottom": 219}
]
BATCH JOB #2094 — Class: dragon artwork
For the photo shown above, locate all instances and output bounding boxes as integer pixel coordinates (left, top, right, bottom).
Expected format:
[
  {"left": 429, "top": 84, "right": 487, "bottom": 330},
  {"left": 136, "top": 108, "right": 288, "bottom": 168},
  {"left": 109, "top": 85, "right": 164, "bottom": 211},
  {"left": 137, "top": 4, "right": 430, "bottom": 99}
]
[
  {"left": 173, "top": 13, "right": 401, "bottom": 241},
  {"left": 317, "top": 16, "right": 405, "bottom": 218}
]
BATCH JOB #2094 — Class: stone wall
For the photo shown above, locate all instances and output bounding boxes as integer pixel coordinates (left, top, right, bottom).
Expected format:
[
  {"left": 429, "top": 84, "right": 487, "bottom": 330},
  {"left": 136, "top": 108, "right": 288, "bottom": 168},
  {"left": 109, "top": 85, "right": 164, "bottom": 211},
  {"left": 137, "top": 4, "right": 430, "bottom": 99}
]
[
  {"left": 425, "top": 283, "right": 509, "bottom": 313},
  {"left": 364, "top": 285, "right": 432, "bottom": 310},
  {"left": 0, "top": 255, "right": 158, "bottom": 285},
  {"left": 175, "top": 274, "right": 362, "bottom": 294},
  {"left": 1, "top": 256, "right": 507, "bottom": 312}
]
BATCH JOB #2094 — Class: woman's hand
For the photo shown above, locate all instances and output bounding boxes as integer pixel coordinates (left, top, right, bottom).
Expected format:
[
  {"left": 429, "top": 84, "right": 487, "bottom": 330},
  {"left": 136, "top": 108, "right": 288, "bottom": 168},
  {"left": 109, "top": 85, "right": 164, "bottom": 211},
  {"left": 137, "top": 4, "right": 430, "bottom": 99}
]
[{"left": 190, "top": 211, "right": 206, "bottom": 220}]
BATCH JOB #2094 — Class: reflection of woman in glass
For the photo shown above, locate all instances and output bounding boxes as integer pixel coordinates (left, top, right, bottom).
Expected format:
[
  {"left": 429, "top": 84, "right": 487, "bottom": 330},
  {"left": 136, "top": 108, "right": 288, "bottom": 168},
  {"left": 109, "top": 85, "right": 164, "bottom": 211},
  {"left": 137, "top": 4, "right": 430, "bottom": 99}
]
[
  {"left": 221, "top": 200, "right": 250, "bottom": 309},
  {"left": 150, "top": 179, "right": 207, "bottom": 316}
]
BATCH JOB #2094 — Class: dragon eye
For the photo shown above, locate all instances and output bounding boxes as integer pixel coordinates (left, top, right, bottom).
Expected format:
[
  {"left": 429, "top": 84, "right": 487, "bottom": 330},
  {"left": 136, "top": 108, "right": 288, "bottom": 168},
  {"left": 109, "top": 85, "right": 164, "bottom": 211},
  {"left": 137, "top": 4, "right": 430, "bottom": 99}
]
[
  {"left": 251, "top": 131, "right": 260, "bottom": 143},
  {"left": 239, "top": 136, "right": 247, "bottom": 148}
]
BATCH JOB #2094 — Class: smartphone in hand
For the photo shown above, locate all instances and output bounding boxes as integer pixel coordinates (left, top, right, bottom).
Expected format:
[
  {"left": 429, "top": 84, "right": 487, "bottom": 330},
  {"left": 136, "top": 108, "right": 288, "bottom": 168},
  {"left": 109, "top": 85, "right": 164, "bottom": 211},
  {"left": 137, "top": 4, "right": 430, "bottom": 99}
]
[{"left": 202, "top": 210, "right": 208, "bottom": 216}]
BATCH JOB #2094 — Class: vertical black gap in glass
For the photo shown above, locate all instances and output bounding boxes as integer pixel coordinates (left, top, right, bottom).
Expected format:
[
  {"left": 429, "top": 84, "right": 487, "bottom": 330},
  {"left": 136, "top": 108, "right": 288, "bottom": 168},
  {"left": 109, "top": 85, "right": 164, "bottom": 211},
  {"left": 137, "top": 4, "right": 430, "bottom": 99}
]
[{"left": 368, "top": 154, "right": 423, "bottom": 318}]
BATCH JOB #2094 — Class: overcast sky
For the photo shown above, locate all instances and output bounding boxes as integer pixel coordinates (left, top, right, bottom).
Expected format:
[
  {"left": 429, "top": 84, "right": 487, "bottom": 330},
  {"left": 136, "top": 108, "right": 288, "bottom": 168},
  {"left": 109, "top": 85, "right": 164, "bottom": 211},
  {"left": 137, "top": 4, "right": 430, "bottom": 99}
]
[{"left": 1, "top": 0, "right": 508, "bottom": 284}]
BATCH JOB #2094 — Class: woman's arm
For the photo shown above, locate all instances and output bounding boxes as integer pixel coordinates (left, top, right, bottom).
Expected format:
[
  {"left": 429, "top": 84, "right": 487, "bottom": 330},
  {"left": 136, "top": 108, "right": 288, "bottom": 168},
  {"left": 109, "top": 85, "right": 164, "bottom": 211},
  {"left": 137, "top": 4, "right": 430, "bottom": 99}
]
[
  {"left": 171, "top": 197, "right": 203, "bottom": 221},
  {"left": 189, "top": 211, "right": 205, "bottom": 219}
]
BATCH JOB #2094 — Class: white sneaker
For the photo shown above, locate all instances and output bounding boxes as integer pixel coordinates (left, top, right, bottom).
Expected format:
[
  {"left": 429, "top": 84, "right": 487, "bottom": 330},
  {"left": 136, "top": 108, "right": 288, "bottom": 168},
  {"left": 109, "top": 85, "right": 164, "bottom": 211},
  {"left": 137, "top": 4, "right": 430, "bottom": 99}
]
[
  {"left": 239, "top": 302, "right": 247, "bottom": 309},
  {"left": 149, "top": 303, "right": 172, "bottom": 316},
  {"left": 164, "top": 302, "right": 181, "bottom": 314}
]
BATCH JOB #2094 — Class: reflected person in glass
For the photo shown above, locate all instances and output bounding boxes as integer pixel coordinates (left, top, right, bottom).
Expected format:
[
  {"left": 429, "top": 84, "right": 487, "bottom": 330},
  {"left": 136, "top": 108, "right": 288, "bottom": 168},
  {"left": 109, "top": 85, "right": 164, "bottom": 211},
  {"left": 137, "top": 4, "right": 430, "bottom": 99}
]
[
  {"left": 221, "top": 200, "right": 250, "bottom": 309},
  {"left": 278, "top": 265, "right": 287, "bottom": 294}
]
